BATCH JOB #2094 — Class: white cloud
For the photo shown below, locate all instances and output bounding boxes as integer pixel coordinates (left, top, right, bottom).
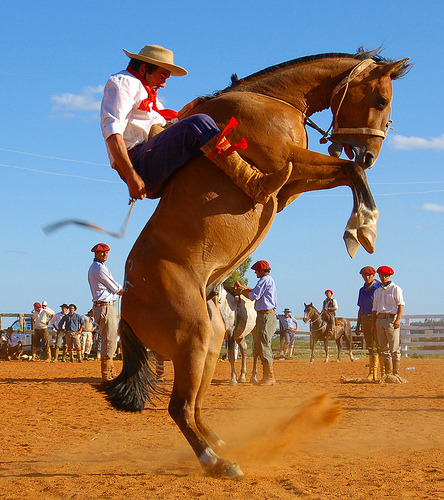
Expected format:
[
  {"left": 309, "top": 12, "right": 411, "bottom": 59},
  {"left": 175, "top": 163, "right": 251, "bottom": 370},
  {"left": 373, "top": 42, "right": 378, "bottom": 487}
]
[
  {"left": 51, "top": 85, "right": 104, "bottom": 113},
  {"left": 391, "top": 134, "right": 444, "bottom": 150},
  {"left": 422, "top": 203, "right": 444, "bottom": 212}
]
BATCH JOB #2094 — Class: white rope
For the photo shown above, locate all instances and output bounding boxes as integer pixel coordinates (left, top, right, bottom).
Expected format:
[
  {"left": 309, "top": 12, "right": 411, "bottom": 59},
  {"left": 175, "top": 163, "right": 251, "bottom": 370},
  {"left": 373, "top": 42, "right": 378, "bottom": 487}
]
[
  {"left": 0, "top": 147, "right": 108, "bottom": 166},
  {"left": 0, "top": 163, "right": 119, "bottom": 184}
]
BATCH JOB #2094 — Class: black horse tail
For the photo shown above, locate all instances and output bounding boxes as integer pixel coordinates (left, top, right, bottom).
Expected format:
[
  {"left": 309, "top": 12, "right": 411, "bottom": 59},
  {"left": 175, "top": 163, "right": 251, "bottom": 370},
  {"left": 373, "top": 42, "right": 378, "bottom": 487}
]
[{"left": 98, "top": 318, "right": 165, "bottom": 412}]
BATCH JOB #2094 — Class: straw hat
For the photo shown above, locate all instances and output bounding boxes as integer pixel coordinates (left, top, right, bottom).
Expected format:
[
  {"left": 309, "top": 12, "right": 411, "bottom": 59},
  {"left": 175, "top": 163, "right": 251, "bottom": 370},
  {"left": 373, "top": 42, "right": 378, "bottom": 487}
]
[{"left": 123, "top": 45, "right": 187, "bottom": 77}]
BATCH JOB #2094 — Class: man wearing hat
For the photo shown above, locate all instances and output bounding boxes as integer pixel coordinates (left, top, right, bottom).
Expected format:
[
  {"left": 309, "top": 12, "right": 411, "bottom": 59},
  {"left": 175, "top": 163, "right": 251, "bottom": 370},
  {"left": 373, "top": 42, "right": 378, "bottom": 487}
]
[
  {"left": 355, "top": 267, "right": 381, "bottom": 380},
  {"left": 31, "top": 301, "right": 54, "bottom": 361},
  {"left": 322, "top": 290, "right": 338, "bottom": 337},
  {"left": 235, "top": 260, "right": 278, "bottom": 385},
  {"left": 372, "top": 266, "right": 405, "bottom": 377},
  {"left": 59, "top": 304, "right": 85, "bottom": 363},
  {"left": 42, "top": 301, "right": 55, "bottom": 316},
  {"left": 50, "top": 303, "right": 69, "bottom": 362},
  {"left": 277, "top": 308, "right": 298, "bottom": 359},
  {"left": 88, "top": 243, "right": 123, "bottom": 380},
  {"left": 101, "top": 44, "right": 288, "bottom": 203}
]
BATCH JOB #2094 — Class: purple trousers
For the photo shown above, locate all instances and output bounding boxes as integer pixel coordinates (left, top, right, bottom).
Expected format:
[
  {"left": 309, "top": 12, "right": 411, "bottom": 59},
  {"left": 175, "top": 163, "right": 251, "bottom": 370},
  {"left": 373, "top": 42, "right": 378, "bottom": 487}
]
[{"left": 131, "top": 114, "right": 219, "bottom": 198}]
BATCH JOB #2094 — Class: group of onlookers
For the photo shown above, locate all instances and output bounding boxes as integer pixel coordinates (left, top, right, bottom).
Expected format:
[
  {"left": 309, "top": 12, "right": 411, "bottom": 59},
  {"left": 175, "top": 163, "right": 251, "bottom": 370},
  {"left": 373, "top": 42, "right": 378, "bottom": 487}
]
[{"left": 0, "top": 301, "right": 103, "bottom": 363}]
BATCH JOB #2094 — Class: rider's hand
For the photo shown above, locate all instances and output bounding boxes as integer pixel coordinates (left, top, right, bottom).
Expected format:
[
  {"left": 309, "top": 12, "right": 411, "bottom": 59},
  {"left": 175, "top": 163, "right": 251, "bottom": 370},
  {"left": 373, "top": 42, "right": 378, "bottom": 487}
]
[{"left": 127, "top": 173, "right": 147, "bottom": 200}]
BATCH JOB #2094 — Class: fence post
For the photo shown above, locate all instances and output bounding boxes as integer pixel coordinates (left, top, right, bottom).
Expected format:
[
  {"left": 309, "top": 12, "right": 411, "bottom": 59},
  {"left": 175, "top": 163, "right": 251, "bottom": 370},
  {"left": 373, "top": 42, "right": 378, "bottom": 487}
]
[{"left": 403, "top": 318, "right": 411, "bottom": 358}]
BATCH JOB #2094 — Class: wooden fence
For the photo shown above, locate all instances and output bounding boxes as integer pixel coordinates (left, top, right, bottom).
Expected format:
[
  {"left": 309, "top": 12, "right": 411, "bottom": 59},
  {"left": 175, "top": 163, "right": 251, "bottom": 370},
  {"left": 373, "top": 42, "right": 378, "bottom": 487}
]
[{"left": 281, "top": 314, "right": 444, "bottom": 358}]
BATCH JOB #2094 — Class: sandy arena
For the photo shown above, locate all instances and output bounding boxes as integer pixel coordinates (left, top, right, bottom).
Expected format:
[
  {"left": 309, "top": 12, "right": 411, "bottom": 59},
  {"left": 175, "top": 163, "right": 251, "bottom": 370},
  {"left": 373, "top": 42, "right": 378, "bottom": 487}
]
[{"left": 0, "top": 357, "right": 443, "bottom": 499}]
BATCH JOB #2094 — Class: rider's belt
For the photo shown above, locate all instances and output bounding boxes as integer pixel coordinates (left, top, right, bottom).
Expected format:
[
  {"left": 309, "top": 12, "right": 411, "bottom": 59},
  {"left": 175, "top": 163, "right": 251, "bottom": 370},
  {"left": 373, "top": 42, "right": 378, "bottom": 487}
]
[
  {"left": 257, "top": 309, "right": 276, "bottom": 314},
  {"left": 94, "top": 301, "right": 114, "bottom": 307},
  {"left": 377, "top": 312, "right": 396, "bottom": 319}
]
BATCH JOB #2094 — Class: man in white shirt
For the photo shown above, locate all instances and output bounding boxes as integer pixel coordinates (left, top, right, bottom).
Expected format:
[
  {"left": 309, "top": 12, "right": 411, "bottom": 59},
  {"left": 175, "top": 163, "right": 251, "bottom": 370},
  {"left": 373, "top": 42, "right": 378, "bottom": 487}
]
[
  {"left": 42, "top": 301, "right": 55, "bottom": 316},
  {"left": 372, "top": 266, "right": 405, "bottom": 377},
  {"left": 101, "top": 44, "right": 289, "bottom": 203},
  {"left": 31, "top": 302, "right": 54, "bottom": 361},
  {"left": 88, "top": 243, "right": 123, "bottom": 381}
]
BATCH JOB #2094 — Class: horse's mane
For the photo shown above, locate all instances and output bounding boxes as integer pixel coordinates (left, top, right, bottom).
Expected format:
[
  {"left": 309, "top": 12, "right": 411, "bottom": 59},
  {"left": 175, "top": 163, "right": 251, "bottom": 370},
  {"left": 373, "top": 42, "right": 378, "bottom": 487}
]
[{"left": 205, "top": 47, "right": 411, "bottom": 99}]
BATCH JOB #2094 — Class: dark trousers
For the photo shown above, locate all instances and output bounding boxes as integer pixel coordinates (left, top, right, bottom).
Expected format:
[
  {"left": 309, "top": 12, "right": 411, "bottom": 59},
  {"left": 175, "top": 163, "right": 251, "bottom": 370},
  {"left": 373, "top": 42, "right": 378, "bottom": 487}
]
[{"left": 131, "top": 114, "right": 220, "bottom": 198}]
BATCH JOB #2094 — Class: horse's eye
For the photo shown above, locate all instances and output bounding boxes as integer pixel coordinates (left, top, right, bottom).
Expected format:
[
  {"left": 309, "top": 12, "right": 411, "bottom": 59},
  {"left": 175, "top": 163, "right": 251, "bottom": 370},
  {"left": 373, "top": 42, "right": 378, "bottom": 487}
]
[{"left": 376, "top": 96, "right": 387, "bottom": 108}]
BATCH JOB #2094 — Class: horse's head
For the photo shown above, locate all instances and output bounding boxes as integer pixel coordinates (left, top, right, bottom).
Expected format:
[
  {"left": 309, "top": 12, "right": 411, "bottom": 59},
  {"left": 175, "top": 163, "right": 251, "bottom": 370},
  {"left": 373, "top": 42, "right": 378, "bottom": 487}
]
[
  {"left": 328, "top": 57, "right": 410, "bottom": 169},
  {"left": 303, "top": 302, "right": 314, "bottom": 323}
]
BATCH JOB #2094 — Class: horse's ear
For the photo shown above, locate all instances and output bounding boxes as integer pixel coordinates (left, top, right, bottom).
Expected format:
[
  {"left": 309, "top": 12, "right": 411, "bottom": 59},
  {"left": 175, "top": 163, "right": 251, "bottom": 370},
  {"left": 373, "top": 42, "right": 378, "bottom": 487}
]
[
  {"left": 309, "top": 302, "right": 313, "bottom": 306},
  {"left": 381, "top": 58, "right": 410, "bottom": 79},
  {"left": 304, "top": 302, "right": 307, "bottom": 307}
]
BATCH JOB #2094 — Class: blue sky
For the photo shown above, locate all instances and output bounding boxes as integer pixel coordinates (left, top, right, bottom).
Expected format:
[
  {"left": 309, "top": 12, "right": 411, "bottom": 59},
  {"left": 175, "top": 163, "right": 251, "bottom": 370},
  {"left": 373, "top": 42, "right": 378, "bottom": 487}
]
[{"left": 1, "top": 0, "right": 443, "bottom": 325}]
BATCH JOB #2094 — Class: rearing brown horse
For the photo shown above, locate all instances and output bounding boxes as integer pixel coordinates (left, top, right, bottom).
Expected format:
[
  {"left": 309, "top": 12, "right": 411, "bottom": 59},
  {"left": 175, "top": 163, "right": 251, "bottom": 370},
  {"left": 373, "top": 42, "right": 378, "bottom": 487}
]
[{"left": 101, "top": 50, "right": 409, "bottom": 478}]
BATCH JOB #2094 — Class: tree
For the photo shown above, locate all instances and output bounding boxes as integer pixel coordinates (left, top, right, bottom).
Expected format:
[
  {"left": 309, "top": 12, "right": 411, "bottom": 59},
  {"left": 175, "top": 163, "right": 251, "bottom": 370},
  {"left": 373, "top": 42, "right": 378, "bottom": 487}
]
[{"left": 224, "top": 257, "right": 252, "bottom": 288}]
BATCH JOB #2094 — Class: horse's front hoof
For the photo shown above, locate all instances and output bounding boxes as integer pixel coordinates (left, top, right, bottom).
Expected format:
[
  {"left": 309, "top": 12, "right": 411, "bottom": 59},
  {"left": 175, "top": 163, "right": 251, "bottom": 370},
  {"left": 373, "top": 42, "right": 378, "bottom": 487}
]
[
  {"left": 357, "top": 225, "right": 376, "bottom": 254},
  {"left": 205, "top": 459, "right": 244, "bottom": 478},
  {"left": 229, "top": 378, "right": 238, "bottom": 386},
  {"left": 343, "top": 229, "right": 360, "bottom": 258},
  {"left": 324, "top": 358, "right": 329, "bottom": 363},
  {"left": 249, "top": 376, "right": 258, "bottom": 384},
  {"left": 237, "top": 375, "right": 247, "bottom": 383}
]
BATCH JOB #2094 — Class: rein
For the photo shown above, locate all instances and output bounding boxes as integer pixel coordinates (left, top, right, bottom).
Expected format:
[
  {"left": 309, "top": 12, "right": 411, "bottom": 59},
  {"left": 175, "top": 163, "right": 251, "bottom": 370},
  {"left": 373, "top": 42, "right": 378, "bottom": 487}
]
[{"left": 305, "top": 309, "right": 326, "bottom": 334}]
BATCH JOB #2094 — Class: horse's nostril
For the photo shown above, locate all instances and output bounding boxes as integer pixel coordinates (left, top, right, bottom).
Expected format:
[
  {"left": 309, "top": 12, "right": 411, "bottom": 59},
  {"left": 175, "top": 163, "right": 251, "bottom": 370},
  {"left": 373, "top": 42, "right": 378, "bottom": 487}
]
[{"left": 364, "top": 152, "right": 375, "bottom": 168}]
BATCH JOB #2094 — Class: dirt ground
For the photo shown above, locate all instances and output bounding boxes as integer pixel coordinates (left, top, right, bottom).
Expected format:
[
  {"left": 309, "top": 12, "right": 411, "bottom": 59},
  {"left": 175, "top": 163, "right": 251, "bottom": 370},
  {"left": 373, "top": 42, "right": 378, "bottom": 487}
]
[{"left": 0, "top": 356, "right": 443, "bottom": 499}]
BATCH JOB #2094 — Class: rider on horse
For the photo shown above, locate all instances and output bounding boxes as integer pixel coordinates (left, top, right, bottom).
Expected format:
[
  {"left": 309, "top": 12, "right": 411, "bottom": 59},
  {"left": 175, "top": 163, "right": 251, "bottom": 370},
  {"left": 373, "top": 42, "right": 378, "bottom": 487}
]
[
  {"left": 100, "top": 44, "right": 289, "bottom": 203},
  {"left": 322, "top": 289, "right": 338, "bottom": 339}
]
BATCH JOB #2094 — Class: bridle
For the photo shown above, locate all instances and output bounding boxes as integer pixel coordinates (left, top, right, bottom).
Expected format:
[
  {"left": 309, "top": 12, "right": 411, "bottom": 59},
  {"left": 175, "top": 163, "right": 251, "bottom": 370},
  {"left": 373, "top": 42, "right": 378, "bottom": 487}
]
[{"left": 304, "top": 307, "right": 327, "bottom": 334}]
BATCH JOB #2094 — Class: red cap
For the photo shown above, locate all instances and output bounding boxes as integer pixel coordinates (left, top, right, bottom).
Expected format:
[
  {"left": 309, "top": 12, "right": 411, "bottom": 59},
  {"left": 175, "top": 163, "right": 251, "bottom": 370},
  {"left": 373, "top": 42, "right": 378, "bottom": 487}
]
[
  {"left": 360, "top": 266, "right": 376, "bottom": 275},
  {"left": 377, "top": 265, "right": 394, "bottom": 276},
  {"left": 34, "top": 302, "right": 41, "bottom": 308},
  {"left": 325, "top": 289, "right": 333, "bottom": 295},
  {"left": 251, "top": 260, "right": 270, "bottom": 271},
  {"left": 91, "top": 243, "right": 110, "bottom": 252}
]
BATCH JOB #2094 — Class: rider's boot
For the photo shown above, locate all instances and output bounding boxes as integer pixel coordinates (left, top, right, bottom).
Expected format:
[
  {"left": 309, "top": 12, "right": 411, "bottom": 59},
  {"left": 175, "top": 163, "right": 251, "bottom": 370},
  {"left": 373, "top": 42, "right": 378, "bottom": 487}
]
[
  {"left": 101, "top": 359, "right": 116, "bottom": 381},
  {"left": 201, "top": 133, "right": 291, "bottom": 205},
  {"left": 393, "top": 359, "right": 401, "bottom": 376}
]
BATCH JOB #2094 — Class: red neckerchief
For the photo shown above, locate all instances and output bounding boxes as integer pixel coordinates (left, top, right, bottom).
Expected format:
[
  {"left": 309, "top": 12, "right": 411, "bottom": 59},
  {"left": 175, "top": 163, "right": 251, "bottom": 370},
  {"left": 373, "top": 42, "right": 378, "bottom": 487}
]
[{"left": 126, "top": 65, "right": 179, "bottom": 121}]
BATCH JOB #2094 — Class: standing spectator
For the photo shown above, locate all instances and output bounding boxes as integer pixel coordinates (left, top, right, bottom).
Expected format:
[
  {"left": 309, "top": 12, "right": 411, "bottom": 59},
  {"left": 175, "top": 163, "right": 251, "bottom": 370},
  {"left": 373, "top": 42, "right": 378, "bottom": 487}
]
[
  {"left": 1, "top": 327, "right": 23, "bottom": 360},
  {"left": 81, "top": 310, "right": 95, "bottom": 361},
  {"left": 50, "top": 303, "right": 69, "bottom": 362},
  {"left": 356, "top": 267, "right": 381, "bottom": 380},
  {"left": 322, "top": 290, "right": 338, "bottom": 336},
  {"left": 372, "top": 266, "right": 405, "bottom": 378},
  {"left": 42, "top": 301, "right": 55, "bottom": 316},
  {"left": 31, "top": 302, "right": 54, "bottom": 361},
  {"left": 277, "top": 308, "right": 298, "bottom": 359},
  {"left": 59, "top": 304, "right": 85, "bottom": 363},
  {"left": 235, "top": 260, "right": 278, "bottom": 386},
  {"left": 88, "top": 243, "right": 123, "bottom": 381}
]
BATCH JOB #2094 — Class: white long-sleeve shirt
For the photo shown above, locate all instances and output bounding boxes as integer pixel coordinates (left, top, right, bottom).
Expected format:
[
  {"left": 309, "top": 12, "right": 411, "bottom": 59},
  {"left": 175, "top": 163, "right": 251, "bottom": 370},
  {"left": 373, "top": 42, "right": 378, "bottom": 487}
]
[
  {"left": 88, "top": 260, "right": 122, "bottom": 303},
  {"left": 100, "top": 69, "right": 166, "bottom": 164}
]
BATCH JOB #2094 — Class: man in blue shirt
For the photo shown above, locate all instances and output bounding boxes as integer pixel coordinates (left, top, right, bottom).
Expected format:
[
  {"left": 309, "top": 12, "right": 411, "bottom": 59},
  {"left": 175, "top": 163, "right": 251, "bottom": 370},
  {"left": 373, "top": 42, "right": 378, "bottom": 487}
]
[
  {"left": 59, "top": 304, "right": 85, "bottom": 363},
  {"left": 277, "top": 308, "right": 298, "bottom": 359},
  {"left": 356, "top": 266, "right": 381, "bottom": 380},
  {"left": 236, "top": 260, "right": 278, "bottom": 386}
]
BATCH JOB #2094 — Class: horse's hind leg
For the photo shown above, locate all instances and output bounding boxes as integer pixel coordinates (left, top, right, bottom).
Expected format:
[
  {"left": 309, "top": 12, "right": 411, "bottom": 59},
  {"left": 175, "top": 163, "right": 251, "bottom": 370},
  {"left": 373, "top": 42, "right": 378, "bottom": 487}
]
[
  {"left": 237, "top": 337, "right": 248, "bottom": 383},
  {"left": 193, "top": 298, "right": 244, "bottom": 476},
  {"left": 323, "top": 338, "right": 329, "bottom": 363}
]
